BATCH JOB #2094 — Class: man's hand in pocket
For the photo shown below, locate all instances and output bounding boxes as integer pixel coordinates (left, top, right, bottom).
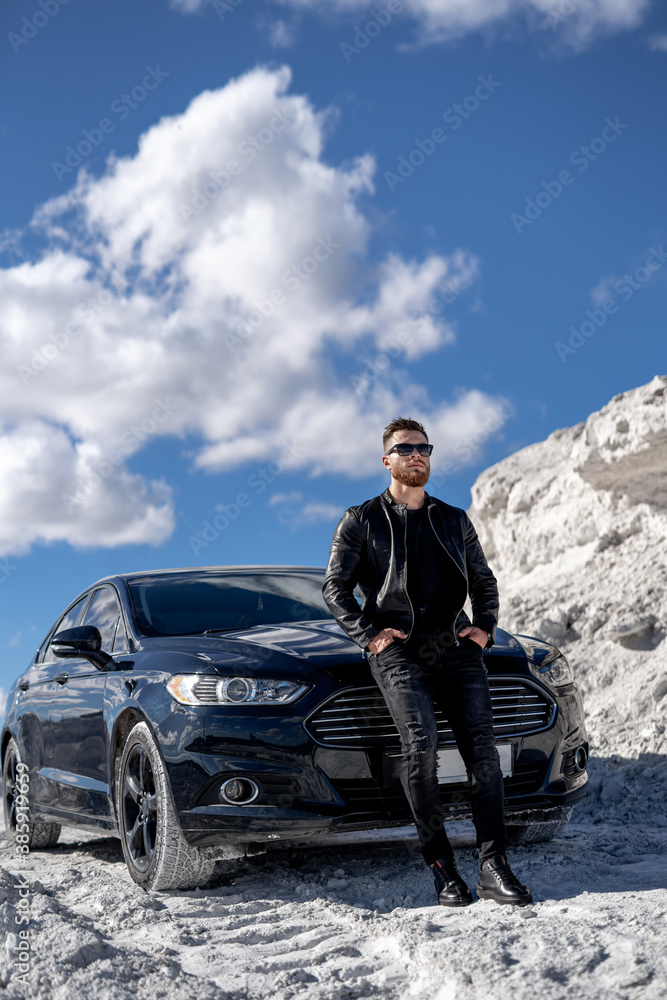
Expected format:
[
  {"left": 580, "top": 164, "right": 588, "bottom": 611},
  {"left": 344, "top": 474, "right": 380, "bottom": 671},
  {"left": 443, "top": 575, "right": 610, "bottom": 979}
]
[
  {"left": 457, "top": 626, "right": 489, "bottom": 649},
  {"left": 367, "top": 628, "right": 408, "bottom": 656}
]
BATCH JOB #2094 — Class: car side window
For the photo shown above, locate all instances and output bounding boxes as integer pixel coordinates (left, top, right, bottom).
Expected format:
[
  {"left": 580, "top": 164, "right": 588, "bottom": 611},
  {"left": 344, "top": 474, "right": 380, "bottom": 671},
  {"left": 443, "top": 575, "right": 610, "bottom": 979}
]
[
  {"left": 83, "top": 588, "right": 122, "bottom": 651},
  {"left": 38, "top": 594, "right": 92, "bottom": 664},
  {"left": 113, "top": 614, "right": 129, "bottom": 652}
]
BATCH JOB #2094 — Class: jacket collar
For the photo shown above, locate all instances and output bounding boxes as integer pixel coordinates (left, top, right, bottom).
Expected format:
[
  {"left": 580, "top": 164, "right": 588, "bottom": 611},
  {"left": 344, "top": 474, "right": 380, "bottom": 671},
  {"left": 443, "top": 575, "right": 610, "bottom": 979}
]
[
  {"left": 380, "top": 488, "right": 433, "bottom": 509},
  {"left": 381, "top": 488, "right": 466, "bottom": 578}
]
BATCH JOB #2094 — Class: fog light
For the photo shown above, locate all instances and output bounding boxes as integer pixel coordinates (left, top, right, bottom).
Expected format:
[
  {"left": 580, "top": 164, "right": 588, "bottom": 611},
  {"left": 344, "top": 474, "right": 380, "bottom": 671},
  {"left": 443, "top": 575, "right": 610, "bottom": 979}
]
[
  {"left": 574, "top": 746, "right": 588, "bottom": 773},
  {"left": 219, "top": 777, "right": 260, "bottom": 805}
]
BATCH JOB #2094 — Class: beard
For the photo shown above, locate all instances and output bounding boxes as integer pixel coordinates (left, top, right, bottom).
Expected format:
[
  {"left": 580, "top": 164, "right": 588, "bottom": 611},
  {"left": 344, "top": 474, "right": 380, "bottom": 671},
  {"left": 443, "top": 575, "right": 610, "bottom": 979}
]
[{"left": 392, "top": 464, "right": 430, "bottom": 488}]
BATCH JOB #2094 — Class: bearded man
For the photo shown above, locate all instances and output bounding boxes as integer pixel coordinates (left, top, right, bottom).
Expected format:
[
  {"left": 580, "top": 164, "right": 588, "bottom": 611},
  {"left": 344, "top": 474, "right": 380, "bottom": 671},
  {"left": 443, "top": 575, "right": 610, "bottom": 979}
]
[{"left": 322, "top": 416, "right": 532, "bottom": 907}]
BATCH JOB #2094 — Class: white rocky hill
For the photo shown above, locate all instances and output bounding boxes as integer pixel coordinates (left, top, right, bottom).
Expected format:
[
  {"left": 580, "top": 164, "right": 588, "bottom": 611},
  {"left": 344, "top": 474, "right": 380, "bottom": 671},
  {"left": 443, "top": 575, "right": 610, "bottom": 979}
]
[{"left": 469, "top": 374, "right": 667, "bottom": 820}]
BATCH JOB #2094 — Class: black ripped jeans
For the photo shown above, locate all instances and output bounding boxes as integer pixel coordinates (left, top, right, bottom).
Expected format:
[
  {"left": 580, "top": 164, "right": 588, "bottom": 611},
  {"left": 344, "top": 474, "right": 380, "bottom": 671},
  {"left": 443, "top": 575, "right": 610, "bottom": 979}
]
[{"left": 368, "top": 631, "right": 507, "bottom": 865}]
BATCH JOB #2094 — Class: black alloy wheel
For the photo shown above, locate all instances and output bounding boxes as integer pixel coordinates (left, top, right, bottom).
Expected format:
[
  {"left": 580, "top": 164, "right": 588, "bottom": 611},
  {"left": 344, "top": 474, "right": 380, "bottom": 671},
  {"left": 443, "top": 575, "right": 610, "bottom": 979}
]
[
  {"left": 2, "top": 737, "right": 60, "bottom": 849},
  {"left": 120, "top": 742, "right": 158, "bottom": 873},
  {"left": 3, "top": 742, "right": 20, "bottom": 838},
  {"left": 117, "top": 722, "right": 215, "bottom": 890}
]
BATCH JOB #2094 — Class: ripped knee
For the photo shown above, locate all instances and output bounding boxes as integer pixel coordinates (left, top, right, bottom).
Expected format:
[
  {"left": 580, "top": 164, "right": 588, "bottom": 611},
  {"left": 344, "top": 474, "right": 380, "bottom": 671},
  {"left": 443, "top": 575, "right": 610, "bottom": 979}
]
[
  {"left": 385, "top": 665, "right": 413, "bottom": 689},
  {"left": 401, "top": 720, "right": 434, "bottom": 756}
]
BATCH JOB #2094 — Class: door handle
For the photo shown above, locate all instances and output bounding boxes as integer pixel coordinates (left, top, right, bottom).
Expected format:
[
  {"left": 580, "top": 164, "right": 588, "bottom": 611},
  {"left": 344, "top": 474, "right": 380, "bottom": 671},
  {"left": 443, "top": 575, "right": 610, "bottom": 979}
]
[
  {"left": 18, "top": 682, "right": 30, "bottom": 692},
  {"left": 54, "top": 673, "right": 69, "bottom": 685}
]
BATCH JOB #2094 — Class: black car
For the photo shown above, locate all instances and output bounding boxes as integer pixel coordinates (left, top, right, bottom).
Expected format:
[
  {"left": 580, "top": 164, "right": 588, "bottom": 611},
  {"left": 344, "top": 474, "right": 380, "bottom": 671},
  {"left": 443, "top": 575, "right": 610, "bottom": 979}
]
[{"left": 2, "top": 566, "right": 588, "bottom": 890}]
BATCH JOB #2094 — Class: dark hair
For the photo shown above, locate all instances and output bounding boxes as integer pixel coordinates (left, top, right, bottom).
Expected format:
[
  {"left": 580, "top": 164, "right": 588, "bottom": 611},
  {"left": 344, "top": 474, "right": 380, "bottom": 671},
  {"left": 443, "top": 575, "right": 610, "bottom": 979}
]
[{"left": 382, "top": 416, "right": 428, "bottom": 454}]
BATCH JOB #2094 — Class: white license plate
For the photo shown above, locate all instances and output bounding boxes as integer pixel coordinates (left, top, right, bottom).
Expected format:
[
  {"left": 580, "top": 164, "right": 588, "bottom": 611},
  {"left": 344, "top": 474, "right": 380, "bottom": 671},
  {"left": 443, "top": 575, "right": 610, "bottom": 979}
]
[{"left": 436, "top": 744, "right": 513, "bottom": 784}]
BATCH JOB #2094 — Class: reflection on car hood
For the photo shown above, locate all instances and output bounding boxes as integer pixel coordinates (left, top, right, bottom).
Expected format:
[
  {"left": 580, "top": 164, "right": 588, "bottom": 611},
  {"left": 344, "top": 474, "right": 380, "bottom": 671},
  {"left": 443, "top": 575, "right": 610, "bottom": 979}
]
[{"left": 140, "top": 621, "right": 529, "bottom": 676}]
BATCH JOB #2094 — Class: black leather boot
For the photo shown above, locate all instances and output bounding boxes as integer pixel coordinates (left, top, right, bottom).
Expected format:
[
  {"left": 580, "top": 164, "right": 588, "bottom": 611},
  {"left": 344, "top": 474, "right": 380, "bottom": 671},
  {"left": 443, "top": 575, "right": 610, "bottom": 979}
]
[
  {"left": 430, "top": 857, "right": 473, "bottom": 907},
  {"left": 477, "top": 854, "right": 532, "bottom": 906}
]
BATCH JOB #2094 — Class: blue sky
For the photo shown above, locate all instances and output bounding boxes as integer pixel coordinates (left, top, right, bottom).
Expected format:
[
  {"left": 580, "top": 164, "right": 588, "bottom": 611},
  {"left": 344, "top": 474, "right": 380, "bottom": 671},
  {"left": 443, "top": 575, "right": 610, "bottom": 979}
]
[{"left": 1, "top": 0, "right": 666, "bottom": 691}]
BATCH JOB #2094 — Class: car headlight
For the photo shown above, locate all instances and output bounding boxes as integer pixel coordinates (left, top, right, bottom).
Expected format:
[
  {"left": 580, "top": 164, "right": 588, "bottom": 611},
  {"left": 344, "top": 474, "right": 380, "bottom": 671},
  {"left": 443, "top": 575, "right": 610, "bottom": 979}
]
[
  {"left": 166, "top": 674, "right": 310, "bottom": 706},
  {"left": 533, "top": 651, "right": 574, "bottom": 688}
]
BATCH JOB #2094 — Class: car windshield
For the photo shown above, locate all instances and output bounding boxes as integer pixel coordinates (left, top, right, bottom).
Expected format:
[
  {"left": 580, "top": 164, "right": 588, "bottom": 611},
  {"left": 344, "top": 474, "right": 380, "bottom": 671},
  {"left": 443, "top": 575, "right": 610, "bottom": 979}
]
[{"left": 128, "top": 572, "right": 334, "bottom": 636}]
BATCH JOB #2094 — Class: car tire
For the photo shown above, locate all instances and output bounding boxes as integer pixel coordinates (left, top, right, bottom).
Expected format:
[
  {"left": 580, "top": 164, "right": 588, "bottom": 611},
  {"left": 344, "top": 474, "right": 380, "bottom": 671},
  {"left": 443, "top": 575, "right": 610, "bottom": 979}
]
[
  {"left": 2, "top": 738, "right": 61, "bottom": 849},
  {"left": 506, "top": 806, "right": 573, "bottom": 845},
  {"left": 117, "top": 721, "right": 216, "bottom": 891}
]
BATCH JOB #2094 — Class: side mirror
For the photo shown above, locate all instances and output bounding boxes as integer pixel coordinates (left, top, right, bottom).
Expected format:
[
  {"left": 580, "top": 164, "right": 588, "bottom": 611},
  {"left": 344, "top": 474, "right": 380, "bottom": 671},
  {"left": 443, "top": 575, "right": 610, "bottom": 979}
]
[{"left": 51, "top": 626, "right": 112, "bottom": 670}]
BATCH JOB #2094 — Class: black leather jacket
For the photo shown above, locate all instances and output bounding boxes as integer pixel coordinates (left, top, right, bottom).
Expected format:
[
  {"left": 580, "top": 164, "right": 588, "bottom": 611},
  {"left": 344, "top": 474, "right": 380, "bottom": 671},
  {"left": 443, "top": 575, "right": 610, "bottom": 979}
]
[{"left": 323, "top": 488, "right": 499, "bottom": 651}]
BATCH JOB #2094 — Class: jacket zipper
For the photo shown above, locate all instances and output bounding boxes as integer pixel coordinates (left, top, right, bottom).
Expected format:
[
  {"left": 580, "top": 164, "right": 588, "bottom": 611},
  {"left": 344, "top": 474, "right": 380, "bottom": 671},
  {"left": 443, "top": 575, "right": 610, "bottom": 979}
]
[
  {"left": 426, "top": 502, "right": 466, "bottom": 646},
  {"left": 400, "top": 505, "right": 416, "bottom": 641}
]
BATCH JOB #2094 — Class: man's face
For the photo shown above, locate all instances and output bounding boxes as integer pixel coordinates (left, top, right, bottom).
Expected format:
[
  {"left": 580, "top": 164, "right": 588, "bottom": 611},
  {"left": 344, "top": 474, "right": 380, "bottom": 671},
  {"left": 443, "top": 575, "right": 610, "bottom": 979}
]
[{"left": 383, "top": 429, "right": 430, "bottom": 488}]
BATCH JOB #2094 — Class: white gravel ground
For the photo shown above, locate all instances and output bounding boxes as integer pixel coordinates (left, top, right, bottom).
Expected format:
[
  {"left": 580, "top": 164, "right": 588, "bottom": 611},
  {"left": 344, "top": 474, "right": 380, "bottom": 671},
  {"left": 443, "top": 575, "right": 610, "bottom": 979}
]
[
  {"left": 1, "top": 797, "right": 666, "bottom": 1000},
  {"left": 1, "top": 377, "right": 666, "bottom": 999}
]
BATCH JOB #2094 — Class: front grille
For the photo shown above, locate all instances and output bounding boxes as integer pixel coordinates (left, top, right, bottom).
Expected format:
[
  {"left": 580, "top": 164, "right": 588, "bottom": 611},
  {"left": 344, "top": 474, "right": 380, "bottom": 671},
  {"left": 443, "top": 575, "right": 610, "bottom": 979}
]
[
  {"left": 504, "top": 760, "right": 548, "bottom": 796},
  {"left": 332, "top": 760, "right": 549, "bottom": 820},
  {"left": 255, "top": 774, "right": 299, "bottom": 806},
  {"left": 305, "top": 677, "right": 555, "bottom": 750}
]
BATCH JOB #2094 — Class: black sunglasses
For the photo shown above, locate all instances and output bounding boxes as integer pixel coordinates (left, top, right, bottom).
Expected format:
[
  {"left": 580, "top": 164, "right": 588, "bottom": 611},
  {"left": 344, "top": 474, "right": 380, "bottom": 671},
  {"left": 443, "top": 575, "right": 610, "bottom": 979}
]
[{"left": 386, "top": 443, "right": 433, "bottom": 457}]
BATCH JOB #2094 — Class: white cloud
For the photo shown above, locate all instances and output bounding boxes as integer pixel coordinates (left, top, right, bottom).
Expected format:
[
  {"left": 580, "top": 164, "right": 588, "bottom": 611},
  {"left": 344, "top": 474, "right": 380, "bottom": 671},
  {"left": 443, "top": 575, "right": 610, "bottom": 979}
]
[
  {"left": 300, "top": 502, "right": 342, "bottom": 521},
  {"left": 172, "top": 0, "right": 650, "bottom": 49},
  {"left": 170, "top": 0, "right": 203, "bottom": 10},
  {"left": 0, "top": 420, "right": 174, "bottom": 556},
  {"left": 260, "top": 16, "right": 297, "bottom": 47},
  {"left": 269, "top": 491, "right": 342, "bottom": 530},
  {"left": 284, "top": 0, "right": 649, "bottom": 48},
  {"left": 0, "top": 65, "right": 504, "bottom": 557},
  {"left": 591, "top": 275, "right": 617, "bottom": 307},
  {"left": 268, "top": 491, "right": 304, "bottom": 505},
  {"left": 647, "top": 34, "right": 667, "bottom": 52},
  {"left": 589, "top": 244, "right": 667, "bottom": 310}
]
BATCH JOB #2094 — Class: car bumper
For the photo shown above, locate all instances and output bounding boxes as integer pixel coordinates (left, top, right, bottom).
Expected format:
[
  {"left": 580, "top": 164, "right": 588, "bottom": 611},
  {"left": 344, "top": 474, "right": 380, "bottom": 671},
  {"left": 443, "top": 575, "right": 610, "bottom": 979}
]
[{"left": 156, "top": 679, "right": 589, "bottom": 848}]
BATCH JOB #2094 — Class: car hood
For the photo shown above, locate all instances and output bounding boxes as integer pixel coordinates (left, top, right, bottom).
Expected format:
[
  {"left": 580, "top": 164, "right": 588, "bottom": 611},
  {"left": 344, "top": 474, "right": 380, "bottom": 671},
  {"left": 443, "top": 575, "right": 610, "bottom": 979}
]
[{"left": 137, "top": 621, "right": 529, "bottom": 678}]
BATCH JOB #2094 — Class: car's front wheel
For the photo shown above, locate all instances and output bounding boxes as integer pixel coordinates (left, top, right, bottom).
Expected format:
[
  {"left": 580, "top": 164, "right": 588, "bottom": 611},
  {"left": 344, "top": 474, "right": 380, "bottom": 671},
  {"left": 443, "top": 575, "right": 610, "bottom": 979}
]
[
  {"left": 2, "top": 738, "right": 61, "bottom": 849},
  {"left": 117, "top": 722, "right": 215, "bottom": 891}
]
